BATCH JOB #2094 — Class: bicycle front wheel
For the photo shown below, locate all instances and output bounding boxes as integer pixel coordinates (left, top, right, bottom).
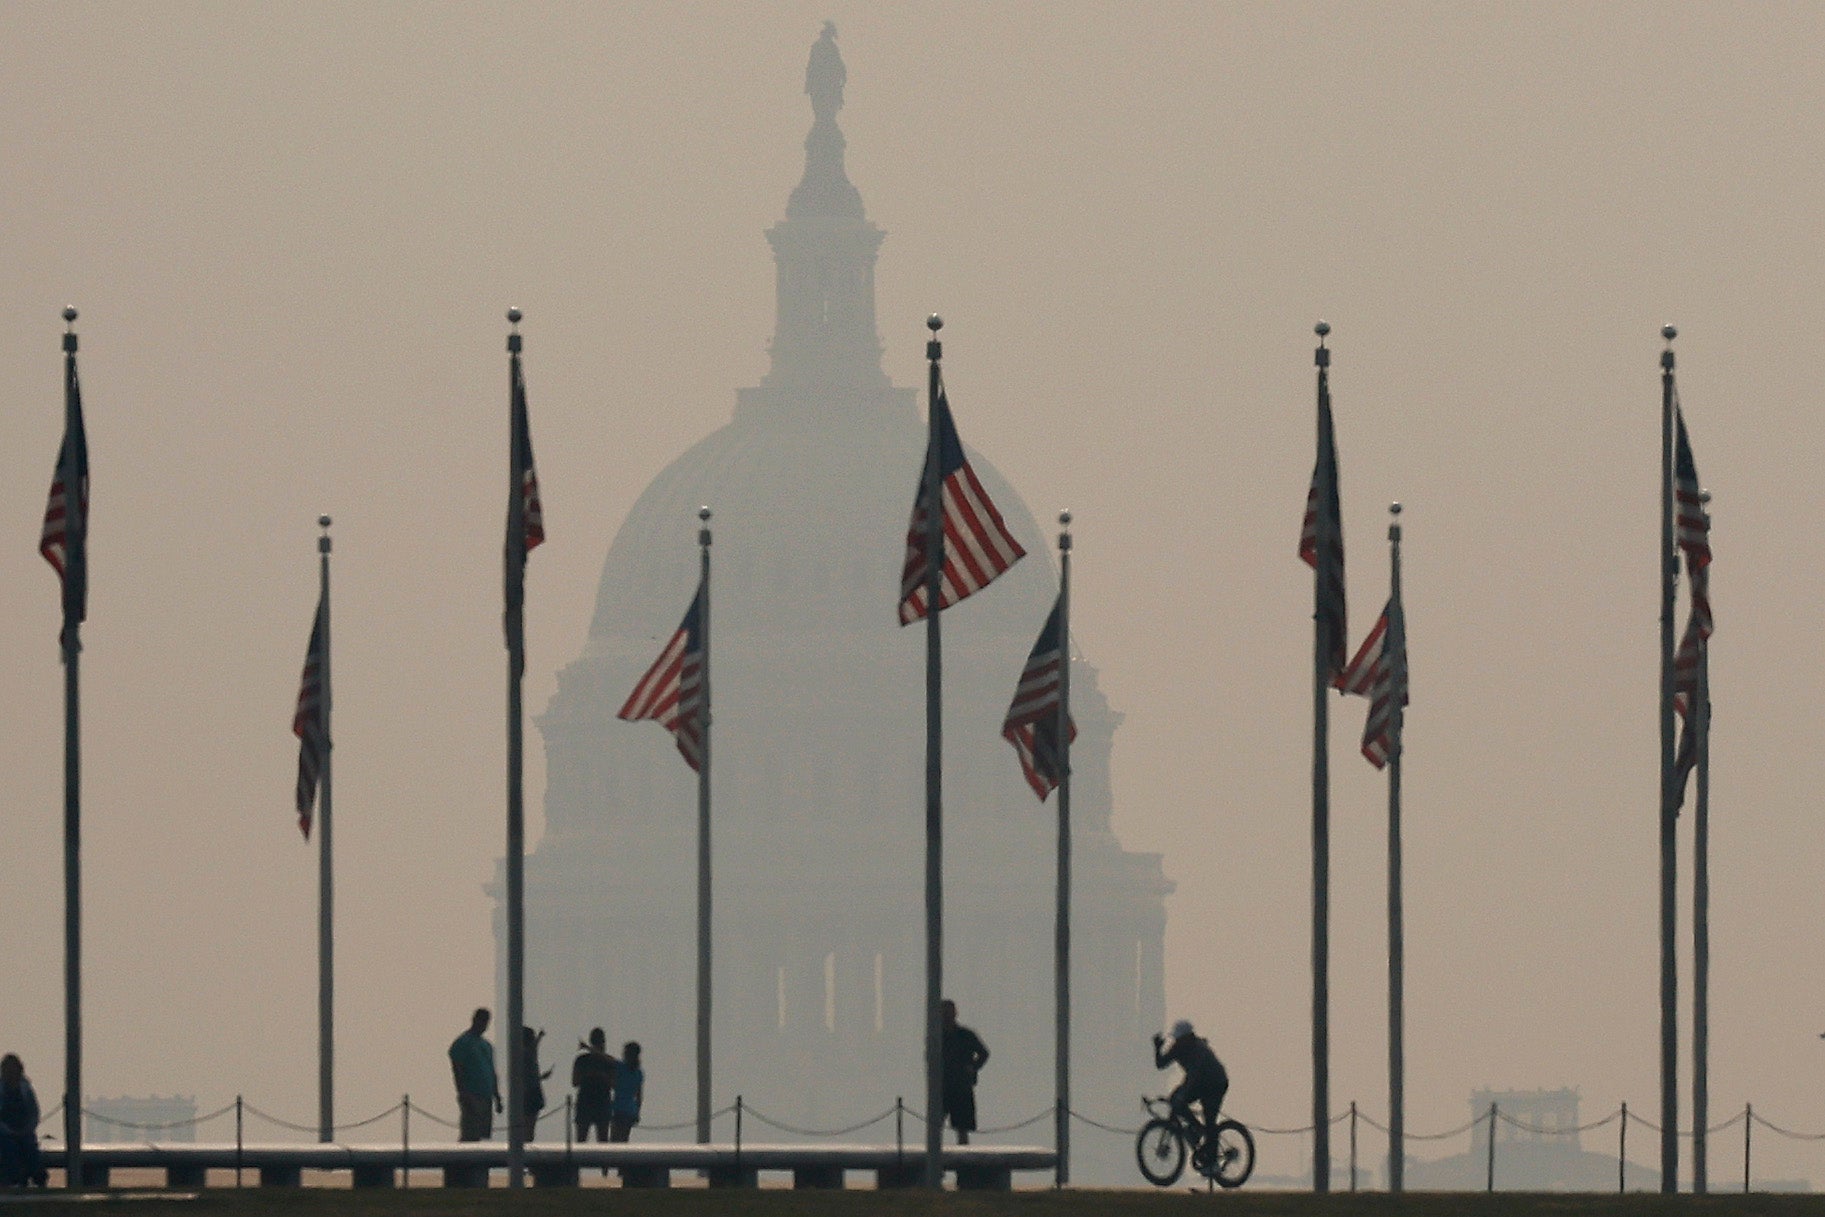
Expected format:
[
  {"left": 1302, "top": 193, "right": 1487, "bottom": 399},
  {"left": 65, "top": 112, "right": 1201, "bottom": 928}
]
[
  {"left": 1209, "top": 1119, "right": 1256, "bottom": 1189},
  {"left": 1135, "top": 1117, "right": 1186, "bottom": 1186}
]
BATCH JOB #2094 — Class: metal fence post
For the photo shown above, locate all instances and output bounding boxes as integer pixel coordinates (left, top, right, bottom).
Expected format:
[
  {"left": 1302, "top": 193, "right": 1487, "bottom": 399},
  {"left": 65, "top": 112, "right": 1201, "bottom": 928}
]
[
  {"left": 235, "top": 1095, "right": 243, "bottom": 1188},
  {"left": 896, "top": 1096, "right": 904, "bottom": 1171},
  {"left": 1744, "top": 1103, "right": 1752, "bottom": 1194},
  {"left": 1486, "top": 1102, "right": 1497, "bottom": 1193},
  {"left": 1618, "top": 1101, "right": 1627, "bottom": 1193},
  {"left": 1349, "top": 1101, "right": 1358, "bottom": 1192},
  {"left": 401, "top": 1096, "right": 409, "bottom": 1189},
  {"left": 735, "top": 1095, "right": 744, "bottom": 1178},
  {"left": 565, "top": 1094, "right": 573, "bottom": 1171}
]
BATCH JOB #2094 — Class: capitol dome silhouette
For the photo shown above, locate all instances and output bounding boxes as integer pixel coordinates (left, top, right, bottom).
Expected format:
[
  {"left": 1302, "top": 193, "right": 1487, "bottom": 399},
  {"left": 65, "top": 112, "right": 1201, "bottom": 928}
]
[{"left": 498, "top": 24, "right": 1171, "bottom": 1180}]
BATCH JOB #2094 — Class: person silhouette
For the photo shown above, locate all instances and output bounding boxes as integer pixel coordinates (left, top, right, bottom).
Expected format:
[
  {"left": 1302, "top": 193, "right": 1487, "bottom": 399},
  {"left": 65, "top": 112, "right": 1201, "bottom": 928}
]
[{"left": 939, "top": 1000, "right": 990, "bottom": 1145}]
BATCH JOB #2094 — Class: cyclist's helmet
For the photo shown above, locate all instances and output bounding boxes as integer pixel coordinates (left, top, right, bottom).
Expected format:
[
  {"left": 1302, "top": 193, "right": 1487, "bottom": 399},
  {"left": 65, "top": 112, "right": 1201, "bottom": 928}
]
[{"left": 1170, "top": 1019, "right": 1194, "bottom": 1039}]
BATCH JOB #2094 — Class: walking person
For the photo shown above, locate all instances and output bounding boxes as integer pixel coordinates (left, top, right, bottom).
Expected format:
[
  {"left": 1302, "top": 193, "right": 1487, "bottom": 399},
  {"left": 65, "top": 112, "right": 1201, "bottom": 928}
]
[
  {"left": 571, "top": 1029, "right": 616, "bottom": 1144},
  {"left": 0, "top": 1055, "right": 45, "bottom": 1188},
  {"left": 448, "top": 1008, "right": 501, "bottom": 1142},
  {"left": 609, "top": 1042, "right": 643, "bottom": 1142},
  {"left": 939, "top": 999, "right": 990, "bottom": 1145}
]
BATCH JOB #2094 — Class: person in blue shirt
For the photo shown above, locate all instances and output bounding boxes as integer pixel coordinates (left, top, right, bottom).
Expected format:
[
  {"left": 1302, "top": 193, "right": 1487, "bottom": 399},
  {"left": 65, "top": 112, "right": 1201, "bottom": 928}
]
[
  {"left": 448, "top": 1008, "right": 501, "bottom": 1141},
  {"left": 609, "top": 1042, "right": 643, "bottom": 1142}
]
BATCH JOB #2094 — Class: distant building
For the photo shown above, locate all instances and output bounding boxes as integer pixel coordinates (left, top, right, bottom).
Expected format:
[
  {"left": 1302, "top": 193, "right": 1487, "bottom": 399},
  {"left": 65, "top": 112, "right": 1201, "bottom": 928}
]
[
  {"left": 1405, "top": 1088, "right": 1652, "bottom": 1191},
  {"left": 495, "top": 23, "right": 1172, "bottom": 1182},
  {"left": 87, "top": 1096, "right": 197, "bottom": 1144}
]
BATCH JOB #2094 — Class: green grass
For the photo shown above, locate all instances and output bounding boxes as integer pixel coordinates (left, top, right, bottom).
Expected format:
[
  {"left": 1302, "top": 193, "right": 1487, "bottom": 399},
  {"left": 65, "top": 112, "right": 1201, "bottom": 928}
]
[{"left": 92, "top": 1191, "right": 1825, "bottom": 1217}]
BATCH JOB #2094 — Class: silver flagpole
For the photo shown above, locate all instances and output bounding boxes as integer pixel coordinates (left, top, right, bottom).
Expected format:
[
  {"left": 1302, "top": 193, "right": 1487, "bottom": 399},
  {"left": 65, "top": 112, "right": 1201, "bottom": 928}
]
[
  {"left": 1692, "top": 489, "right": 1712, "bottom": 1193},
  {"left": 1310, "top": 321, "right": 1332, "bottom": 1193},
  {"left": 60, "top": 307, "right": 84, "bottom": 1190},
  {"left": 1054, "top": 511, "right": 1072, "bottom": 1188},
  {"left": 1658, "top": 324, "right": 1679, "bottom": 1192},
  {"left": 317, "top": 515, "right": 334, "bottom": 1143},
  {"left": 696, "top": 506, "right": 714, "bottom": 1144},
  {"left": 505, "top": 307, "right": 527, "bottom": 1189},
  {"left": 1386, "top": 503, "right": 1405, "bottom": 1193},
  {"left": 922, "top": 314, "right": 946, "bottom": 1189}
]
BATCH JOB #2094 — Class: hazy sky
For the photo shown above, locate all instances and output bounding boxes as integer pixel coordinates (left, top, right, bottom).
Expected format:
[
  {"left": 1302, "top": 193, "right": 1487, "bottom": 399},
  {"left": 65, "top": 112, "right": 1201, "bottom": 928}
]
[{"left": 4, "top": 1, "right": 1824, "bottom": 1186}]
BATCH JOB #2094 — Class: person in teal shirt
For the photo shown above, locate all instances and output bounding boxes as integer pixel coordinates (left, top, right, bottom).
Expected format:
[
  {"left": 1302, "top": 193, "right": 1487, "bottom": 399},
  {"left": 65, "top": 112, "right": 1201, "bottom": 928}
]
[
  {"left": 609, "top": 1041, "right": 643, "bottom": 1142},
  {"left": 448, "top": 1008, "right": 501, "bottom": 1141}
]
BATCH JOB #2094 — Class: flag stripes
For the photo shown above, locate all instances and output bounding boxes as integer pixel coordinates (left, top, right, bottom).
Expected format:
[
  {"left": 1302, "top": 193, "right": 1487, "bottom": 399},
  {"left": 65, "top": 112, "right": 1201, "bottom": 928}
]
[
  {"left": 1674, "top": 402, "right": 1710, "bottom": 570},
  {"left": 504, "top": 351, "right": 544, "bottom": 659},
  {"left": 1339, "top": 602, "right": 1408, "bottom": 769},
  {"left": 1301, "top": 381, "right": 1346, "bottom": 677},
  {"left": 293, "top": 606, "right": 327, "bottom": 839},
  {"left": 41, "top": 356, "right": 90, "bottom": 626},
  {"left": 619, "top": 581, "right": 707, "bottom": 772},
  {"left": 899, "top": 386, "right": 1025, "bottom": 624},
  {"left": 1003, "top": 596, "right": 1076, "bottom": 801}
]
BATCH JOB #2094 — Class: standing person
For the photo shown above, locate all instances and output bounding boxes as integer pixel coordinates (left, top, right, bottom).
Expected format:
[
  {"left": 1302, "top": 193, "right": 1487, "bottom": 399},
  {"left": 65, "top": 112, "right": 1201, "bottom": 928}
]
[
  {"left": 520, "top": 1027, "right": 552, "bottom": 1141},
  {"left": 609, "top": 1042, "right": 644, "bottom": 1143},
  {"left": 571, "top": 1029, "right": 616, "bottom": 1144},
  {"left": 1152, "top": 1018, "right": 1229, "bottom": 1143},
  {"left": 939, "top": 999, "right": 990, "bottom": 1145},
  {"left": 448, "top": 1008, "right": 501, "bottom": 1142},
  {"left": 0, "top": 1055, "right": 45, "bottom": 1188}
]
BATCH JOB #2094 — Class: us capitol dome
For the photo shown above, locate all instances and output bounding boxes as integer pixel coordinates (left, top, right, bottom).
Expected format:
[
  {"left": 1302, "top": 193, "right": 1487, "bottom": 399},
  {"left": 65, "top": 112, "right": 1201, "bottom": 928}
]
[{"left": 496, "top": 23, "right": 1173, "bottom": 1179}]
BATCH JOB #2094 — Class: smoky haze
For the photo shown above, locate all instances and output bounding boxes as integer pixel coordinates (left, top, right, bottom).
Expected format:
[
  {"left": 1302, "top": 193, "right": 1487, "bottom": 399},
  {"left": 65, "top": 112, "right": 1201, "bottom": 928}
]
[{"left": 1, "top": 0, "right": 1822, "bottom": 1188}]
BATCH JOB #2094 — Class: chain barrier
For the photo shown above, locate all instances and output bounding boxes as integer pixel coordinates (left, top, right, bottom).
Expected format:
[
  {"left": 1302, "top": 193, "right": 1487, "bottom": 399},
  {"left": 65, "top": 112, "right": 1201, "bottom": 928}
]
[
  {"left": 741, "top": 1104, "right": 896, "bottom": 1138},
  {"left": 76, "top": 1101, "right": 239, "bottom": 1134},
  {"left": 1496, "top": 1107, "right": 1621, "bottom": 1136},
  {"left": 1748, "top": 1110, "right": 1825, "bottom": 1142},
  {"left": 974, "top": 1108, "right": 1053, "bottom": 1135},
  {"left": 48, "top": 1092, "right": 1825, "bottom": 1153}
]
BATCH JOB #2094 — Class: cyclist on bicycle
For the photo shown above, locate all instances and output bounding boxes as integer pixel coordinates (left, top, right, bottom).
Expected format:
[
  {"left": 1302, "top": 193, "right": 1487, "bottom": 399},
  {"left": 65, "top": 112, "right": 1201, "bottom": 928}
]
[{"left": 1153, "top": 1019, "right": 1228, "bottom": 1142}]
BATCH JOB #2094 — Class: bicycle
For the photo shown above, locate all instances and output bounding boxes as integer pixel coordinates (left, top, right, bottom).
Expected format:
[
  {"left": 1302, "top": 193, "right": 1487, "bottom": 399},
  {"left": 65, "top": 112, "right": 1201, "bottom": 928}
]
[{"left": 1134, "top": 1095, "right": 1255, "bottom": 1188}]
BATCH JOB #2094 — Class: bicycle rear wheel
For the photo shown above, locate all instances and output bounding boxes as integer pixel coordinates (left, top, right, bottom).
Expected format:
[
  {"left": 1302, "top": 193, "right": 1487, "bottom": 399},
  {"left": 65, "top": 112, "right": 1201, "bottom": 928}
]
[
  {"left": 1134, "top": 1117, "right": 1187, "bottom": 1186},
  {"left": 1209, "top": 1119, "right": 1256, "bottom": 1188}
]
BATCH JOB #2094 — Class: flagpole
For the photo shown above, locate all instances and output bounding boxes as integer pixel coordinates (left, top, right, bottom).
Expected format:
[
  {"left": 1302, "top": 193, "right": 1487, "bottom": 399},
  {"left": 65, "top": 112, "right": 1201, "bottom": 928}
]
[
  {"left": 1692, "top": 490, "right": 1712, "bottom": 1194},
  {"left": 1386, "top": 502, "right": 1405, "bottom": 1194},
  {"left": 922, "top": 313, "right": 946, "bottom": 1190},
  {"left": 696, "top": 506, "right": 714, "bottom": 1145},
  {"left": 1658, "top": 324, "right": 1679, "bottom": 1193},
  {"left": 60, "top": 306, "right": 84, "bottom": 1191},
  {"left": 1310, "top": 320, "right": 1332, "bottom": 1193},
  {"left": 504, "top": 306, "right": 527, "bottom": 1189},
  {"left": 1054, "top": 510, "right": 1073, "bottom": 1189},
  {"left": 316, "top": 515, "right": 334, "bottom": 1144}
]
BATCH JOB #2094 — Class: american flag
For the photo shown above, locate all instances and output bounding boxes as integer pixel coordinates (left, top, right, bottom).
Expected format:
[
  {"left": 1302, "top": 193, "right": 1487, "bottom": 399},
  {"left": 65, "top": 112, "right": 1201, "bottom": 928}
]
[
  {"left": 504, "top": 352, "right": 545, "bottom": 653},
  {"left": 1300, "top": 380, "right": 1346, "bottom": 678},
  {"left": 1674, "top": 402, "right": 1709, "bottom": 570},
  {"left": 1002, "top": 596, "right": 1077, "bottom": 801},
  {"left": 1672, "top": 544, "right": 1712, "bottom": 804},
  {"left": 41, "top": 355, "right": 90, "bottom": 627},
  {"left": 898, "top": 385, "right": 1025, "bottom": 624},
  {"left": 1334, "top": 611, "right": 1387, "bottom": 697},
  {"left": 1337, "top": 601, "right": 1408, "bottom": 769},
  {"left": 293, "top": 603, "right": 327, "bottom": 839},
  {"left": 619, "top": 580, "right": 707, "bottom": 772}
]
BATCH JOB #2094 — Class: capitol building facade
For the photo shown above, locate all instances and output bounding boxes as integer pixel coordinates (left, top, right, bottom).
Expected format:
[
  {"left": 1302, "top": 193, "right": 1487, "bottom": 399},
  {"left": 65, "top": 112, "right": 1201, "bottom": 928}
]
[{"left": 495, "top": 24, "right": 1172, "bottom": 1178}]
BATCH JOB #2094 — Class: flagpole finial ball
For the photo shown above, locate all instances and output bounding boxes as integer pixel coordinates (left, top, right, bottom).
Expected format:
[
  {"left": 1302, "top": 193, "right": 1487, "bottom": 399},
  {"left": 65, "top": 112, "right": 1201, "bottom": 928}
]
[
  {"left": 927, "top": 314, "right": 943, "bottom": 333},
  {"left": 318, "top": 515, "right": 332, "bottom": 529},
  {"left": 62, "top": 306, "right": 77, "bottom": 324},
  {"left": 1662, "top": 323, "right": 1677, "bottom": 342},
  {"left": 507, "top": 306, "right": 523, "bottom": 325},
  {"left": 1389, "top": 502, "right": 1402, "bottom": 516},
  {"left": 698, "top": 505, "right": 712, "bottom": 522},
  {"left": 1314, "top": 320, "right": 1330, "bottom": 338}
]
